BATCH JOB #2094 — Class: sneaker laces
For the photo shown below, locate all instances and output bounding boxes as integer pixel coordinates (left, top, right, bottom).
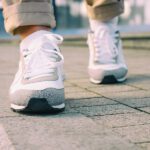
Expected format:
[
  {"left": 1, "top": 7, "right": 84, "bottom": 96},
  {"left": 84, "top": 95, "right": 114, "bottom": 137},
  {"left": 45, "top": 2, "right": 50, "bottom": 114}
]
[
  {"left": 22, "top": 34, "right": 64, "bottom": 79},
  {"left": 93, "top": 26, "right": 119, "bottom": 64}
]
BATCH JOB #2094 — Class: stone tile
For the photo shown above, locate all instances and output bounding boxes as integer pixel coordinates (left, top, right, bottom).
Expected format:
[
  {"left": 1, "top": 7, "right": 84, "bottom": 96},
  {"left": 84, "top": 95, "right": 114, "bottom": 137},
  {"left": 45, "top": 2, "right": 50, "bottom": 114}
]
[
  {"left": 0, "top": 75, "right": 13, "bottom": 99},
  {"left": 0, "top": 125, "right": 15, "bottom": 150},
  {"left": 65, "top": 72, "right": 88, "bottom": 79},
  {"left": 68, "top": 78, "right": 90, "bottom": 84},
  {"left": 75, "top": 82, "right": 104, "bottom": 89},
  {"left": 89, "top": 84, "right": 138, "bottom": 94},
  {"left": 125, "top": 75, "right": 150, "bottom": 91},
  {"left": 136, "top": 143, "right": 150, "bottom": 150},
  {"left": 67, "top": 97, "right": 117, "bottom": 108},
  {"left": 74, "top": 104, "right": 137, "bottom": 117},
  {"left": 64, "top": 82, "right": 74, "bottom": 87},
  {"left": 93, "top": 112, "right": 150, "bottom": 128},
  {"left": 125, "top": 75, "right": 150, "bottom": 86},
  {"left": 139, "top": 107, "right": 150, "bottom": 113},
  {"left": 65, "top": 91, "right": 100, "bottom": 99},
  {"left": 0, "top": 98, "right": 22, "bottom": 118},
  {"left": 0, "top": 114, "right": 140, "bottom": 150},
  {"left": 113, "top": 124, "right": 150, "bottom": 143},
  {"left": 131, "top": 84, "right": 150, "bottom": 91},
  {"left": 103, "top": 90, "right": 150, "bottom": 101},
  {"left": 65, "top": 86, "right": 86, "bottom": 93},
  {"left": 116, "top": 98, "right": 150, "bottom": 108}
]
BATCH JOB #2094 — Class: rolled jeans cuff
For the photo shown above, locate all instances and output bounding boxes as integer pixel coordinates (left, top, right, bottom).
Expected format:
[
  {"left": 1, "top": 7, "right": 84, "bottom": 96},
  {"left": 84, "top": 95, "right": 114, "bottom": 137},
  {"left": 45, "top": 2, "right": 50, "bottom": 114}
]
[
  {"left": 86, "top": 1, "right": 124, "bottom": 21},
  {"left": 3, "top": 2, "right": 56, "bottom": 34}
]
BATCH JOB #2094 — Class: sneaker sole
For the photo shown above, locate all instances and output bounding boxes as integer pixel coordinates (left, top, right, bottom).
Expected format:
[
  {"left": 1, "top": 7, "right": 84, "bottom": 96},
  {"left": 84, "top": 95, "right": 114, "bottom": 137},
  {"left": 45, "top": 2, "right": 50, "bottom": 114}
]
[
  {"left": 90, "top": 75, "right": 127, "bottom": 84},
  {"left": 10, "top": 88, "right": 65, "bottom": 114},
  {"left": 11, "top": 99, "right": 65, "bottom": 114},
  {"left": 89, "top": 66, "right": 128, "bottom": 84}
]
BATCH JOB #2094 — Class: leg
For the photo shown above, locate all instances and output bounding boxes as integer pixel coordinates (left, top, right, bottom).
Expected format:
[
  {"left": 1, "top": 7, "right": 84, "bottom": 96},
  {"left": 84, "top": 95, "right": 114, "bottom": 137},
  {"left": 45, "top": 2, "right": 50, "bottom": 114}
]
[
  {"left": 2, "top": 0, "right": 56, "bottom": 35},
  {"left": 2, "top": 0, "right": 65, "bottom": 113},
  {"left": 85, "top": 0, "right": 124, "bottom": 21},
  {"left": 85, "top": 0, "right": 128, "bottom": 84}
]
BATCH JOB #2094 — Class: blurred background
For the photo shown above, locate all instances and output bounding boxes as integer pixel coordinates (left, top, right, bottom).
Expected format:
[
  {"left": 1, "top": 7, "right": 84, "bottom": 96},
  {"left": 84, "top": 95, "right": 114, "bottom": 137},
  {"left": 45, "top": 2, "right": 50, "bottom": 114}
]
[{"left": 0, "top": 0, "right": 150, "bottom": 39}]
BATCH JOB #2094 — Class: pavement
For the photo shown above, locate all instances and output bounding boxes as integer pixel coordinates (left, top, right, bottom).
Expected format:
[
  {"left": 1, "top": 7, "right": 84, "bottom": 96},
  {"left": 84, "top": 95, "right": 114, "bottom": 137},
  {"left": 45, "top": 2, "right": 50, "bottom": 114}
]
[{"left": 0, "top": 42, "right": 150, "bottom": 150}]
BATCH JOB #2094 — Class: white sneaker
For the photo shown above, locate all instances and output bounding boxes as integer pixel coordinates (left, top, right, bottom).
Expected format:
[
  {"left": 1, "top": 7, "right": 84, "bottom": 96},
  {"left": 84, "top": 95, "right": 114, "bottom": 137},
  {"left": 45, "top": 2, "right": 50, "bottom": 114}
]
[
  {"left": 87, "top": 24, "right": 128, "bottom": 84},
  {"left": 10, "top": 31, "right": 65, "bottom": 113}
]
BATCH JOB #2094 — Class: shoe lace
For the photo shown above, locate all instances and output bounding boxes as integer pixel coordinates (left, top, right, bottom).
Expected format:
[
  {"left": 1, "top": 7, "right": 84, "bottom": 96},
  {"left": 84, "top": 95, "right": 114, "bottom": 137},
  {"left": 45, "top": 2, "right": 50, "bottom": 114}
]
[
  {"left": 22, "top": 34, "right": 64, "bottom": 79},
  {"left": 93, "top": 27, "right": 119, "bottom": 64}
]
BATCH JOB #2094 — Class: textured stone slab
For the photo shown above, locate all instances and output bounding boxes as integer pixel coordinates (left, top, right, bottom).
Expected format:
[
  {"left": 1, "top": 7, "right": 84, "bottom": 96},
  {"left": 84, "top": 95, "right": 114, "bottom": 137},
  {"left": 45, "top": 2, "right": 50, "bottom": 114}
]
[
  {"left": 131, "top": 84, "right": 150, "bottom": 91},
  {"left": 0, "top": 97, "right": 22, "bottom": 118},
  {"left": 65, "top": 86, "right": 86, "bottom": 93},
  {"left": 126, "top": 75, "right": 150, "bottom": 90},
  {"left": 136, "top": 143, "right": 150, "bottom": 150},
  {"left": 93, "top": 112, "right": 150, "bottom": 128},
  {"left": 0, "top": 114, "right": 140, "bottom": 150},
  {"left": 113, "top": 124, "right": 150, "bottom": 143},
  {"left": 139, "top": 107, "right": 150, "bottom": 113},
  {"left": 103, "top": 90, "right": 150, "bottom": 101},
  {"left": 89, "top": 84, "right": 138, "bottom": 94},
  {"left": 0, "top": 125, "right": 15, "bottom": 150},
  {"left": 67, "top": 97, "right": 117, "bottom": 108},
  {"left": 116, "top": 98, "right": 150, "bottom": 108},
  {"left": 74, "top": 82, "right": 104, "bottom": 89},
  {"left": 65, "top": 73, "right": 88, "bottom": 80},
  {"left": 74, "top": 104, "right": 137, "bottom": 117},
  {"left": 0, "top": 75, "right": 13, "bottom": 99},
  {"left": 64, "top": 82, "right": 74, "bottom": 87},
  {"left": 68, "top": 78, "right": 90, "bottom": 84},
  {"left": 65, "top": 91, "right": 99, "bottom": 100}
]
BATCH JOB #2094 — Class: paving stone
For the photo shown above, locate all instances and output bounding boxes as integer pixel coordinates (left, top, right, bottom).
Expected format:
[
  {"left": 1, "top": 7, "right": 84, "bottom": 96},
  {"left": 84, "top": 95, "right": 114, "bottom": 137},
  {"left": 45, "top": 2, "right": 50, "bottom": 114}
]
[
  {"left": 68, "top": 78, "right": 90, "bottom": 84},
  {"left": 65, "top": 91, "right": 100, "bottom": 99},
  {"left": 0, "top": 75, "right": 13, "bottom": 99},
  {"left": 75, "top": 82, "right": 104, "bottom": 89},
  {"left": 103, "top": 90, "right": 150, "bottom": 101},
  {"left": 127, "top": 82, "right": 150, "bottom": 90},
  {"left": 88, "top": 84, "right": 138, "bottom": 94},
  {"left": 64, "top": 82, "right": 74, "bottom": 87},
  {"left": 113, "top": 124, "right": 150, "bottom": 143},
  {"left": 67, "top": 97, "right": 117, "bottom": 108},
  {"left": 116, "top": 98, "right": 150, "bottom": 108},
  {"left": 93, "top": 112, "right": 150, "bottom": 128},
  {"left": 65, "top": 86, "right": 86, "bottom": 93},
  {"left": 0, "top": 114, "right": 140, "bottom": 150},
  {"left": 139, "top": 107, "right": 150, "bottom": 113},
  {"left": 65, "top": 72, "right": 88, "bottom": 79},
  {"left": 0, "top": 125, "right": 15, "bottom": 150},
  {"left": 136, "top": 143, "right": 150, "bottom": 150},
  {"left": 0, "top": 97, "right": 22, "bottom": 118},
  {"left": 125, "top": 75, "right": 150, "bottom": 86},
  {"left": 74, "top": 104, "right": 137, "bottom": 117}
]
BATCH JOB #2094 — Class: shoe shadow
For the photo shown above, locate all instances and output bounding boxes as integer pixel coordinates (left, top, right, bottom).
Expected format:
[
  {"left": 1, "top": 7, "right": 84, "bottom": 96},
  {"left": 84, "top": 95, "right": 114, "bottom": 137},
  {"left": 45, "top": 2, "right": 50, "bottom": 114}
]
[{"left": 126, "top": 74, "right": 150, "bottom": 84}]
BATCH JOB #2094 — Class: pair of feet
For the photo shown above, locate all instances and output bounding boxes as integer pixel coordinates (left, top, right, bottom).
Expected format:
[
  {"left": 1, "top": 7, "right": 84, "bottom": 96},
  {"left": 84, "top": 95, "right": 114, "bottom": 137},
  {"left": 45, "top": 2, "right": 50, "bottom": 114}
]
[{"left": 10, "top": 24, "right": 128, "bottom": 113}]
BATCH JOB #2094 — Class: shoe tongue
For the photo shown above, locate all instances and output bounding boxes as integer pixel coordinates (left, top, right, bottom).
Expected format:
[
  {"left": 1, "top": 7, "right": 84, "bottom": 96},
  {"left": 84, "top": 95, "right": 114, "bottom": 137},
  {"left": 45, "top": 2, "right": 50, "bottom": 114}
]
[
  {"left": 24, "top": 34, "right": 62, "bottom": 53},
  {"left": 20, "top": 31, "right": 63, "bottom": 53}
]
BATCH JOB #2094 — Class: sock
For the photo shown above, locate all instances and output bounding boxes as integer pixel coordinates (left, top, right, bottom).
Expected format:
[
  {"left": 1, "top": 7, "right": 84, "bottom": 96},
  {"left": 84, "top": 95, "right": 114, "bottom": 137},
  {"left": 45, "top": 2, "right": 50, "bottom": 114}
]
[
  {"left": 89, "top": 17, "right": 119, "bottom": 32},
  {"left": 20, "top": 30, "right": 50, "bottom": 51}
]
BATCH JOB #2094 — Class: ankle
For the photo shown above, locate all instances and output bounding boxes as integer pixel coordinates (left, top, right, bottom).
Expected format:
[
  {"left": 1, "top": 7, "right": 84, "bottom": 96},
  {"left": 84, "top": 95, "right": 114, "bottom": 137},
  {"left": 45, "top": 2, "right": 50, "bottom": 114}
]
[
  {"left": 89, "top": 17, "right": 118, "bottom": 32},
  {"left": 14, "top": 25, "right": 50, "bottom": 40}
]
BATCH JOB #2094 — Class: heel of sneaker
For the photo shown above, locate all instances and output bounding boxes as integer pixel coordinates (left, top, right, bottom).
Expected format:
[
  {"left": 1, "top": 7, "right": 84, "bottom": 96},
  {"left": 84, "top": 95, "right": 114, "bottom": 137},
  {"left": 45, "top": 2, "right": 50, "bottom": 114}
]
[
  {"left": 10, "top": 88, "right": 65, "bottom": 113},
  {"left": 89, "top": 66, "right": 128, "bottom": 84}
]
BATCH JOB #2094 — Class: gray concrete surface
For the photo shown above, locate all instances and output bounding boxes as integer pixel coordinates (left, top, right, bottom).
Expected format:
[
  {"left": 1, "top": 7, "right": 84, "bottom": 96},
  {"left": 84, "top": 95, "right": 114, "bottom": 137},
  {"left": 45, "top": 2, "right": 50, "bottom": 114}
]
[{"left": 0, "top": 43, "right": 150, "bottom": 150}]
